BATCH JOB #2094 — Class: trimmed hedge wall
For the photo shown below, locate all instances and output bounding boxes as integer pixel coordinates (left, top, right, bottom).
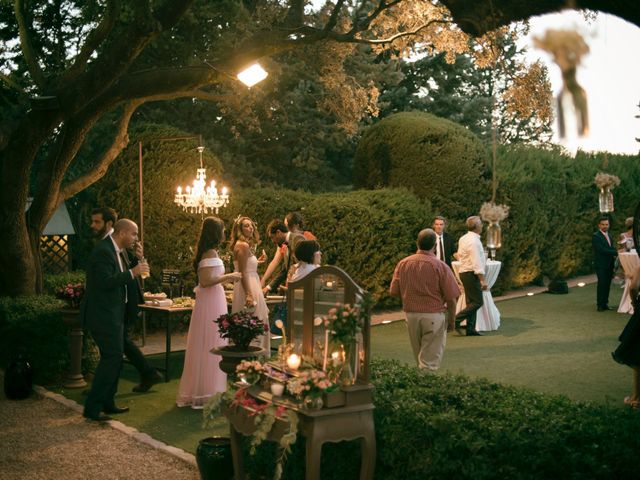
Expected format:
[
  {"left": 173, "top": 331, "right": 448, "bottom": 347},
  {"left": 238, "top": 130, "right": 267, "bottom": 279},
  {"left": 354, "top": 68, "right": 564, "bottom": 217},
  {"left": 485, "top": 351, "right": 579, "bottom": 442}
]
[
  {"left": 0, "top": 295, "right": 69, "bottom": 384},
  {"left": 242, "top": 359, "right": 640, "bottom": 479},
  {"left": 353, "top": 111, "right": 489, "bottom": 222}
]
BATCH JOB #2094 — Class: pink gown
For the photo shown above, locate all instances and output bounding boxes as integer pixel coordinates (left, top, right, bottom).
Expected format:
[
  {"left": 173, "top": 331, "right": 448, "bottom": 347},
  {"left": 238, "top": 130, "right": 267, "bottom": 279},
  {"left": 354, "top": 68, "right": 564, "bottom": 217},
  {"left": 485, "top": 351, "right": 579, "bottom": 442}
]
[{"left": 176, "top": 257, "right": 228, "bottom": 408}]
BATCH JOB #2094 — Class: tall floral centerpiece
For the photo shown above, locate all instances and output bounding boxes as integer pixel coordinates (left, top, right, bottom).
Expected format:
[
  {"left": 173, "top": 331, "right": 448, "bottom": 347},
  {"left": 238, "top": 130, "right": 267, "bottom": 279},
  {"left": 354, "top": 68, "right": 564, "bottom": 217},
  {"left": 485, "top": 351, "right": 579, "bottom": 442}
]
[
  {"left": 324, "top": 303, "right": 364, "bottom": 386},
  {"left": 594, "top": 172, "right": 620, "bottom": 213},
  {"left": 212, "top": 310, "right": 269, "bottom": 377},
  {"left": 480, "top": 202, "right": 510, "bottom": 260}
]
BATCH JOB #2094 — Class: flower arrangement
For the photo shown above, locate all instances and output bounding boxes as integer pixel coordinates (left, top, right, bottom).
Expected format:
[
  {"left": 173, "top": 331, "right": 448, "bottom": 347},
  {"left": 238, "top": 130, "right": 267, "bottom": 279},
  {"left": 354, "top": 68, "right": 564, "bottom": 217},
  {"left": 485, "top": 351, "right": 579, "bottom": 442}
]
[
  {"left": 236, "top": 359, "right": 264, "bottom": 385},
  {"left": 287, "top": 369, "right": 337, "bottom": 399},
  {"left": 204, "top": 387, "right": 298, "bottom": 480},
  {"left": 480, "top": 202, "right": 510, "bottom": 222},
  {"left": 594, "top": 172, "right": 621, "bottom": 190},
  {"left": 215, "top": 309, "right": 268, "bottom": 351},
  {"left": 56, "top": 283, "right": 84, "bottom": 309},
  {"left": 325, "top": 303, "right": 362, "bottom": 346}
]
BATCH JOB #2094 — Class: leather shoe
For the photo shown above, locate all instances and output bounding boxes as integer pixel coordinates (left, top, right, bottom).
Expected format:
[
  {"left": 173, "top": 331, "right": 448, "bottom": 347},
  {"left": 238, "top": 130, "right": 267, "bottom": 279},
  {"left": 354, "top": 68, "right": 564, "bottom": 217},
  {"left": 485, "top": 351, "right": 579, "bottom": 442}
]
[
  {"left": 83, "top": 412, "right": 112, "bottom": 422},
  {"left": 597, "top": 306, "right": 612, "bottom": 311},
  {"left": 467, "top": 330, "right": 483, "bottom": 336},
  {"left": 132, "top": 370, "right": 163, "bottom": 393},
  {"left": 104, "top": 406, "right": 129, "bottom": 414}
]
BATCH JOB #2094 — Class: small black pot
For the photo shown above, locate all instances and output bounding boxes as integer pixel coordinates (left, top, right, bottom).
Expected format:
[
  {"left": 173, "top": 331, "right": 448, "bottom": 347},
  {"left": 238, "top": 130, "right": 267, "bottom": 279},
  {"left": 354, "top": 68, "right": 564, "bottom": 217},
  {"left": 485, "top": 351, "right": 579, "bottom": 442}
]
[
  {"left": 4, "top": 354, "right": 33, "bottom": 400},
  {"left": 196, "top": 436, "right": 233, "bottom": 480}
]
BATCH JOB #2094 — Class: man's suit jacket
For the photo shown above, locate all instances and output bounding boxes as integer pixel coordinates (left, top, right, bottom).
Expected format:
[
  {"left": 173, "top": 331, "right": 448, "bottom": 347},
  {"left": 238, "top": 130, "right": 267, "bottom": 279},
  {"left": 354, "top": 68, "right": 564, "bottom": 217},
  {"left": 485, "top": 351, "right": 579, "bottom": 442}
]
[
  {"left": 268, "top": 232, "right": 306, "bottom": 292},
  {"left": 80, "top": 237, "right": 134, "bottom": 334},
  {"left": 441, "top": 232, "right": 456, "bottom": 268},
  {"left": 119, "top": 249, "right": 143, "bottom": 325},
  {"left": 592, "top": 230, "right": 617, "bottom": 271}
]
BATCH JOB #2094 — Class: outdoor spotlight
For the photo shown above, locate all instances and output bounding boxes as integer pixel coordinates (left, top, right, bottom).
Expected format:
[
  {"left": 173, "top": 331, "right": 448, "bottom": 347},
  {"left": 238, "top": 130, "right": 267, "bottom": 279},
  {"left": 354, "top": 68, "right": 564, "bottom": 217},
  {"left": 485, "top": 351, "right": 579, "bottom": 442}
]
[
  {"left": 577, "top": 282, "right": 586, "bottom": 287},
  {"left": 527, "top": 292, "right": 535, "bottom": 297},
  {"left": 237, "top": 63, "right": 268, "bottom": 87}
]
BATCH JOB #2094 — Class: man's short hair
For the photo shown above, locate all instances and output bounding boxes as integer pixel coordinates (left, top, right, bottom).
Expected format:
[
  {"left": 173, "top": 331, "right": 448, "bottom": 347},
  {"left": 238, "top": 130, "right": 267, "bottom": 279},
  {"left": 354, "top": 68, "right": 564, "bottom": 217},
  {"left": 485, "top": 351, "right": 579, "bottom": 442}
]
[
  {"left": 267, "top": 219, "right": 288, "bottom": 235},
  {"left": 625, "top": 217, "right": 634, "bottom": 229},
  {"left": 417, "top": 229, "right": 436, "bottom": 251},
  {"left": 433, "top": 215, "right": 446, "bottom": 224},
  {"left": 92, "top": 207, "right": 117, "bottom": 225},
  {"left": 285, "top": 212, "right": 305, "bottom": 229},
  {"left": 598, "top": 215, "right": 610, "bottom": 224},
  {"left": 466, "top": 216, "right": 481, "bottom": 231}
]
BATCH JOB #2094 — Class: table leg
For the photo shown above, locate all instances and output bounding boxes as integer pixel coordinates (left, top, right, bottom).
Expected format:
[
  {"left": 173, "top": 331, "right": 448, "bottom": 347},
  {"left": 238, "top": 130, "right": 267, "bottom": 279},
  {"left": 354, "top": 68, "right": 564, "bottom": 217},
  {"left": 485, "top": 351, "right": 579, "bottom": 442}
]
[
  {"left": 229, "top": 425, "right": 245, "bottom": 480},
  {"left": 305, "top": 437, "right": 323, "bottom": 480},
  {"left": 359, "top": 417, "right": 376, "bottom": 480},
  {"left": 165, "top": 314, "right": 171, "bottom": 382}
]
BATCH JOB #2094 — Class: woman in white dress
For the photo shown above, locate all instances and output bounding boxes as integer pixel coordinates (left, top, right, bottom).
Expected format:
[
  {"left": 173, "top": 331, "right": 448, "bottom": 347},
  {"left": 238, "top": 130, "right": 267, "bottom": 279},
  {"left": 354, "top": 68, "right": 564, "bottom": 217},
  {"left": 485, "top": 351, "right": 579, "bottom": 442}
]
[
  {"left": 289, "top": 240, "right": 322, "bottom": 282},
  {"left": 229, "top": 216, "right": 270, "bottom": 353},
  {"left": 176, "top": 217, "right": 241, "bottom": 409}
]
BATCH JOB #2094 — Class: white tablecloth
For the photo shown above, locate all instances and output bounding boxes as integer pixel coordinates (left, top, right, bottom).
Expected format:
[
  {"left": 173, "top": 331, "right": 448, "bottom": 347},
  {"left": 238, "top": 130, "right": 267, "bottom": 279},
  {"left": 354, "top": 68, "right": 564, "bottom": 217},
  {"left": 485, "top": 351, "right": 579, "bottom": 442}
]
[
  {"left": 618, "top": 250, "right": 639, "bottom": 314},
  {"left": 452, "top": 260, "right": 502, "bottom": 332}
]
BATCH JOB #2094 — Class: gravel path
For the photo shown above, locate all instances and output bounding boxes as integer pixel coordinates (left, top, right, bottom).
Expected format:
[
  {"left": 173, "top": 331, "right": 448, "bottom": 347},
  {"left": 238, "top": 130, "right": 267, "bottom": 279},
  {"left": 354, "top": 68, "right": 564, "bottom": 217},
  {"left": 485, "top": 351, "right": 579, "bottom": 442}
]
[{"left": 0, "top": 381, "right": 199, "bottom": 480}]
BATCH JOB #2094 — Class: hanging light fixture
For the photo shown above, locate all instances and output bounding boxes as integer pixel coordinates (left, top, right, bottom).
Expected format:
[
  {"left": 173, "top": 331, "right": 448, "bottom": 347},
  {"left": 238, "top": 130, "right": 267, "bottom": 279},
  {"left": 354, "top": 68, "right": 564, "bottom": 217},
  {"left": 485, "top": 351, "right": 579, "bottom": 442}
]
[{"left": 174, "top": 145, "right": 229, "bottom": 214}]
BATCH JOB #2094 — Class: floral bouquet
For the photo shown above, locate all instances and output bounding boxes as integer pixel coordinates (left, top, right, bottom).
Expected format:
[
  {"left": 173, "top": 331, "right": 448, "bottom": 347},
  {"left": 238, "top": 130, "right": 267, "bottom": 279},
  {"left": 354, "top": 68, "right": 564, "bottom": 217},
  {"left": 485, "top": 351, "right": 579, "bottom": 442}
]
[
  {"left": 480, "top": 202, "right": 510, "bottom": 222},
  {"left": 236, "top": 359, "right": 264, "bottom": 385},
  {"left": 325, "top": 303, "right": 362, "bottom": 346},
  {"left": 56, "top": 283, "right": 84, "bottom": 309},
  {"left": 287, "top": 369, "right": 336, "bottom": 400},
  {"left": 594, "top": 172, "right": 621, "bottom": 190},
  {"left": 215, "top": 309, "right": 268, "bottom": 351}
]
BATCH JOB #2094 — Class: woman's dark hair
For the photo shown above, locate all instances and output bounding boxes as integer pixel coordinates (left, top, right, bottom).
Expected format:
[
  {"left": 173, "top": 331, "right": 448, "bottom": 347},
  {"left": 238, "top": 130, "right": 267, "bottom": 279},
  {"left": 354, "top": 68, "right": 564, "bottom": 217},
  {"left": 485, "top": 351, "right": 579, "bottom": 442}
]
[
  {"left": 295, "top": 240, "right": 320, "bottom": 264},
  {"left": 193, "top": 216, "right": 225, "bottom": 273}
]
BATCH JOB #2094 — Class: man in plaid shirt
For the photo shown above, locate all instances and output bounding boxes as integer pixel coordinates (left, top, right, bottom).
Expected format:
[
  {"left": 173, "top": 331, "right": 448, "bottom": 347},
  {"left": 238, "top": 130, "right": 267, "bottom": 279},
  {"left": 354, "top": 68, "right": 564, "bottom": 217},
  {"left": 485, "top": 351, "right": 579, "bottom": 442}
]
[{"left": 390, "top": 229, "right": 460, "bottom": 371}]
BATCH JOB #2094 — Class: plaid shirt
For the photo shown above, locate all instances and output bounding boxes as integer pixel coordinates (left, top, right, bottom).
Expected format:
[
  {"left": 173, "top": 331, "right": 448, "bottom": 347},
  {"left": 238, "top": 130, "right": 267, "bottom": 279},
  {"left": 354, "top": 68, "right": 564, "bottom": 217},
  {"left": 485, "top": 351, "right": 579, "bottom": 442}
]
[{"left": 390, "top": 250, "right": 460, "bottom": 313}]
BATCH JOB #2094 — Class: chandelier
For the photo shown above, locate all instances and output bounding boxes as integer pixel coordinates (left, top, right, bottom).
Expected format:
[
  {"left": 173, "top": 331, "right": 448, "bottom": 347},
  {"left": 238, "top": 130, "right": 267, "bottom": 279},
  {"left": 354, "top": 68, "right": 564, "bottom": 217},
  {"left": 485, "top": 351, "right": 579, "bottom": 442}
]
[{"left": 174, "top": 145, "right": 230, "bottom": 214}]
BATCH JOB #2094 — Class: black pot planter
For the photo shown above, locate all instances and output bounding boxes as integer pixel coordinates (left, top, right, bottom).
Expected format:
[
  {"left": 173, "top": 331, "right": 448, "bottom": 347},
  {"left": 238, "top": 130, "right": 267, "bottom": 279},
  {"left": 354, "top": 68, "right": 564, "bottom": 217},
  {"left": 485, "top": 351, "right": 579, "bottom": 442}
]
[
  {"left": 196, "top": 436, "right": 233, "bottom": 480},
  {"left": 4, "top": 354, "right": 33, "bottom": 400}
]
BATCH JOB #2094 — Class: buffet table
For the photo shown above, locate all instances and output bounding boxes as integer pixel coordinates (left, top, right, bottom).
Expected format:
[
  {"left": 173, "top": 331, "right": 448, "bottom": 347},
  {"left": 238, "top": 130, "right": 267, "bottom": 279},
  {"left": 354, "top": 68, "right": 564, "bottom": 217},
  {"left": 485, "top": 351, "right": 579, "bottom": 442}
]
[
  {"left": 618, "top": 250, "right": 639, "bottom": 314},
  {"left": 451, "top": 260, "right": 502, "bottom": 332}
]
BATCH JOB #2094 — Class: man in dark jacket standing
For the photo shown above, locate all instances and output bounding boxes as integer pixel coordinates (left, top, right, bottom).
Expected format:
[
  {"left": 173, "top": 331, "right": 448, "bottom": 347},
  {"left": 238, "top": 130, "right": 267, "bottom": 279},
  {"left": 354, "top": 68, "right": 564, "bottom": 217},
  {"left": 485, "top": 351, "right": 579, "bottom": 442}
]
[
  {"left": 81, "top": 219, "right": 149, "bottom": 421},
  {"left": 592, "top": 216, "right": 618, "bottom": 311}
]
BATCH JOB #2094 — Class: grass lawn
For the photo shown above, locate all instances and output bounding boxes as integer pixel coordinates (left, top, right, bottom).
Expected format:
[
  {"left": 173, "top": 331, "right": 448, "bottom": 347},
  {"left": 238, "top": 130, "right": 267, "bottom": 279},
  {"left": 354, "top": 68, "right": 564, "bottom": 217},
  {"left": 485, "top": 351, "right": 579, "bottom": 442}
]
[{"left": 54, "top": 283, "right": 633, "bottom": 455}]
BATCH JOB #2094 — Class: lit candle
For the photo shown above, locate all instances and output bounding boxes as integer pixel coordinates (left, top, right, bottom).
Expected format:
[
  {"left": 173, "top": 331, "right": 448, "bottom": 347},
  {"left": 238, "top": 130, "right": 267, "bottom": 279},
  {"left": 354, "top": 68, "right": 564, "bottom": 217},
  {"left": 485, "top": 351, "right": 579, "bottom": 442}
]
[
  {"left": 270, "top": 382, "right": 284, "bottom": 396},
  {"left": 177, "top": 186, "right": 182, "bottom": 194},
  {"left": 331, "top": 351, "right": 341, "bottom": 367},
  {"left": 326, "top": 281, "right": 333, "bottom": 289},
  {"left": 287, "top": 353, "right": 301, "bottom": 370}
]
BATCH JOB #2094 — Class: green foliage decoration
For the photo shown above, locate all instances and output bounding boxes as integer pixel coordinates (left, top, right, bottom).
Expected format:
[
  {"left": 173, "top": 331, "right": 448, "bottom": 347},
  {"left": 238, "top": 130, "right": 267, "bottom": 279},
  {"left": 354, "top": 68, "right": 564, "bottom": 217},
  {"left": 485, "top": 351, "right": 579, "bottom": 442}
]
[
  {"left": 353, "top": 111, "right": 489, "bottom": 221},
  {"left": 0, "top": 295, "right": 69, "bottom": 383}
]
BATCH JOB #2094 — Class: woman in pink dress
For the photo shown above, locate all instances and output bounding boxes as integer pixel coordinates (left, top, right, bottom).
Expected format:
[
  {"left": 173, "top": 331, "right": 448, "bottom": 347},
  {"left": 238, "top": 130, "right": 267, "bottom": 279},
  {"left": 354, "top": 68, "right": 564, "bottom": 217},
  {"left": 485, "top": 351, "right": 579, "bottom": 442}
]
[
  {"left": 229, "top": 216, "right": 270, "bottom": 353},
  {"left": 176, "top": 217, "right": 241, "bottom": 409}
]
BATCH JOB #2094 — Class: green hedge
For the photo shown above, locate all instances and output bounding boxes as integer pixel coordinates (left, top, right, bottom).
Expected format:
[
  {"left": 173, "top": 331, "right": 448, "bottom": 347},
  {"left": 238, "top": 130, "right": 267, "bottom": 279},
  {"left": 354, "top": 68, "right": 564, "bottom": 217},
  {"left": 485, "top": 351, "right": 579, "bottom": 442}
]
[
  {"left": 0, "top": 295, "right": 69, "bottom": 384},
  {"left": 353, "top": 111, "right": 489, "bottom": 223},
  {"left": 242, "top": 359, "right": 640, "bottom": 479}
]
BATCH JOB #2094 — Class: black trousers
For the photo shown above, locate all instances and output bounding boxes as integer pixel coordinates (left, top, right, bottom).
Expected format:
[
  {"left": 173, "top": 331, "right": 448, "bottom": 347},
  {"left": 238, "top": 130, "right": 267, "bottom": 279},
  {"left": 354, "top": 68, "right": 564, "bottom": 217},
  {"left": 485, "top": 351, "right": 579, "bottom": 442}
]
[
  {"left": 85, "top": 323, "right": 123, "bottom": 415},
  {"left": 595, "top": 267, "right": 614, "bottom": 309},
  {"left": 123, "top": 315, "right": 155, "bottom": 379},
  {"left": 457, "top": 271, "right": 484, "bottom": 333}
]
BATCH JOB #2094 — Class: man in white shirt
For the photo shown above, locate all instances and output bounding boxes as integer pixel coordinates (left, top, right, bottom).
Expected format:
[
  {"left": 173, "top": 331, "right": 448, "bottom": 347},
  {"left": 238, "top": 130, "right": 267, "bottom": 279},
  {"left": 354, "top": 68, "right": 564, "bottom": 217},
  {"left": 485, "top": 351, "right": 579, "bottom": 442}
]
[{"left": 455, "top": 216, "right": 488, "bottom": 336}]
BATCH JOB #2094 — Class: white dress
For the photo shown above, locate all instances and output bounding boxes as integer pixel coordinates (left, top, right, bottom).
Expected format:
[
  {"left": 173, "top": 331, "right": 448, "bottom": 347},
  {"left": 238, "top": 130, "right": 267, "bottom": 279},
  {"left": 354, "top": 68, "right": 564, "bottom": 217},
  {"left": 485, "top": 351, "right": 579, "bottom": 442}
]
[
  {"left": 232, "top": 254, "right": 270, "bottom": 352},
  {"left": 176, "top": 257, "right": 227, "bottom": 408}
]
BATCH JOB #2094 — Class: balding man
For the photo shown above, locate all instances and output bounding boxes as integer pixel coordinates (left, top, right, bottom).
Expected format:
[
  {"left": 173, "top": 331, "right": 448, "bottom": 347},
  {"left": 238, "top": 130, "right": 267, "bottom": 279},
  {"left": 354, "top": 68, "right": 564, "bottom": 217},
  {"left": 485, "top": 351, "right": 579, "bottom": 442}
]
[
  {"left": 80, "top": 219, "right": 150, "bottom": 421},
  {"left": 455, "top": 216, "right": 488, "bottom": 336},
  {"left": 390, "top": 229, "right": 460, "bottom": 371}
]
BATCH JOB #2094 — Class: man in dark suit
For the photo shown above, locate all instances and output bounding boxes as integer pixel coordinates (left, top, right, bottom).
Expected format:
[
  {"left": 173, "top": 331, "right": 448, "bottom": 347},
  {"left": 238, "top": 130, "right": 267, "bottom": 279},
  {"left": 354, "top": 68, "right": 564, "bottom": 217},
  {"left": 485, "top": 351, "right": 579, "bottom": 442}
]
[
  {"left": 592, "top": 216, "right": 618, "bottom": 311},
  {"left": 261, "top": 219, "right": 305, "bottom": 294},
  {"left": 81, "top": 219, "right": 149, "bottom": 421},
  {"left": 90, "top": 207, "right": 162, "bottom": 393},
  {"left": 432, "top": 216, "right": 455, "bottom": 268}
]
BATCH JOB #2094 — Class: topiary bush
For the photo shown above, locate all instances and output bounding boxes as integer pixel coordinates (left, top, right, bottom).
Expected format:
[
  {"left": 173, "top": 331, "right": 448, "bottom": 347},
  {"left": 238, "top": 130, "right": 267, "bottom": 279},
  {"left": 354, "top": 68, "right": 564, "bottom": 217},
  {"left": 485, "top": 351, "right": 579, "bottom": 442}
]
[
  {"left": 242, "top": 359, "right": 640, "bottom": 479},
  {"left": 0, "top": 295, "right": 69, "bottom": 384},
  {"left": 353, "top": 111, "right": 489, "bottom": 222}
]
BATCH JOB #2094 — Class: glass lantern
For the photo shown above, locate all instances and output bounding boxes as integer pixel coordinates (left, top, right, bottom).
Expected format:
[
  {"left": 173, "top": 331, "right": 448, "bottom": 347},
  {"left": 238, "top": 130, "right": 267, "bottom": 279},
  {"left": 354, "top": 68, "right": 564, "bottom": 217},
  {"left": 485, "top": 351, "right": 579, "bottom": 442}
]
[
  {"left": 485, "top": 221, "right": 502, "bottom": 260},
  {"left": 285, "top": 266, "right": 370, "bottom": 385},
  {"left": 598, "top": 187, "right": 614, "bottom": 213}
]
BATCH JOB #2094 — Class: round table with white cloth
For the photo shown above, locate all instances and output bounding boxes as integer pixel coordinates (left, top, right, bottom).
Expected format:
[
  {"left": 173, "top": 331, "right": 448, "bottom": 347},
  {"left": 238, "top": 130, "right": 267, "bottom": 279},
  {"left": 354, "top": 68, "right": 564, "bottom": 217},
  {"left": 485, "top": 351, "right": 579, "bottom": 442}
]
[
  {"left": 617, "top": 250, "right": 639, "bottom": 314},
  {"left": 451, "top": 260, "right": 502, "bottom": 332}
]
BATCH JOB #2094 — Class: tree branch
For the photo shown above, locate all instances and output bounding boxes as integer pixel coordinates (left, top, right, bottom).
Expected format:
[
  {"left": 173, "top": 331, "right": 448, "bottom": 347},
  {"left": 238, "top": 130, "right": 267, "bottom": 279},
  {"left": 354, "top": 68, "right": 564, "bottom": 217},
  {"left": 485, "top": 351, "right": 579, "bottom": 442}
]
[
  {"left": 349, "top": 19, "right": 448, "bottom": 45},
  {"left": 61, "top": 0, "right": 120, "bottom": 84},
  {"left": 59, "top": 102, "right": 141, "bottom": 202},
  {"left": 14, "top": 0, "right": 46, "bottom": 89},
  {"left": 0, "top": 72, "right": 25, "bottom": 94},
  {"left": 324, "top": 0, "right": 346, "bottom": 33}
]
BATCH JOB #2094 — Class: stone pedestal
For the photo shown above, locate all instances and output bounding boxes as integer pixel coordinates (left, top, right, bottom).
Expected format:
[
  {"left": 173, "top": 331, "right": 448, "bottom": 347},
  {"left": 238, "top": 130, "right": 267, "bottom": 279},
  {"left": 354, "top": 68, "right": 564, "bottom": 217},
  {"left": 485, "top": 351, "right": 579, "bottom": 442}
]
[{"left": 60, "top": 309, "right": 87, "bottom": 388}]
